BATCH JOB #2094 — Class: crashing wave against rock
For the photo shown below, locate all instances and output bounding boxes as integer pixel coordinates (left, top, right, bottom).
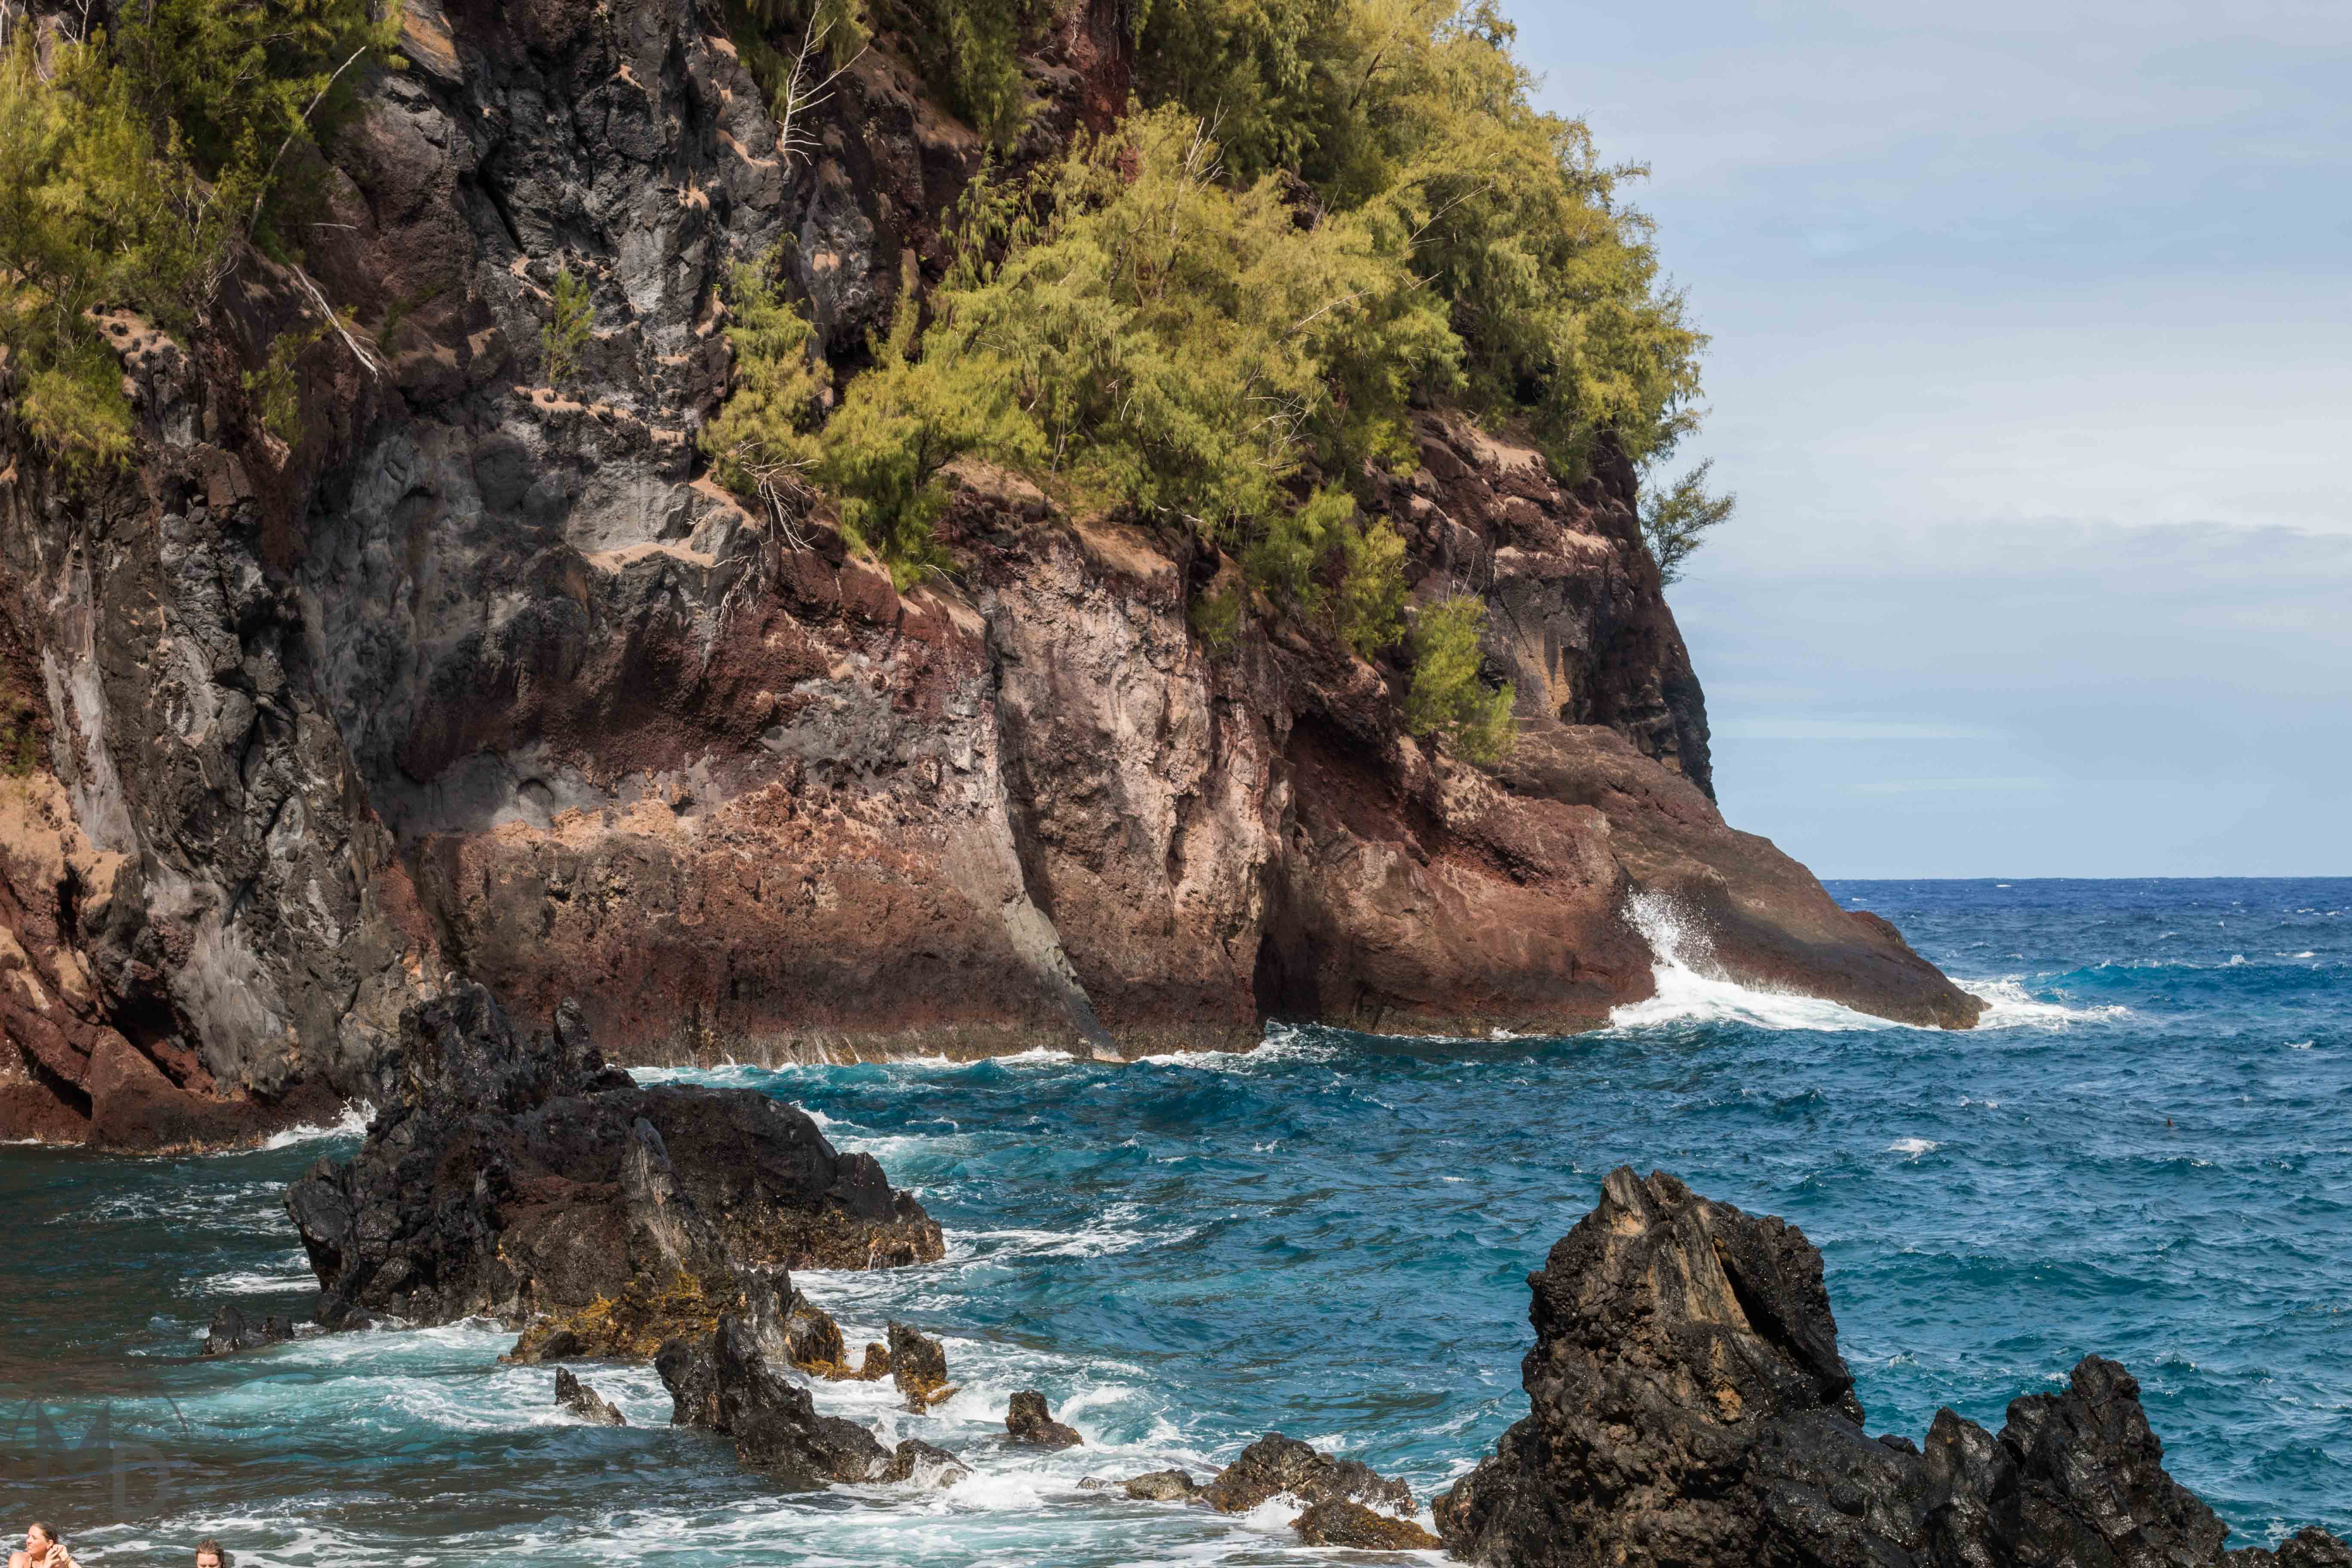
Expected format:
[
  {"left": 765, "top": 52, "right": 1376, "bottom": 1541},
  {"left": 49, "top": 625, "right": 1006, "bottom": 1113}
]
[
  {"left": 285, "top": 981, "right": 940, "bottom": 1332},
  {"left": 1437, "top": 1167, "right": 2350, "bottom": 1568}
]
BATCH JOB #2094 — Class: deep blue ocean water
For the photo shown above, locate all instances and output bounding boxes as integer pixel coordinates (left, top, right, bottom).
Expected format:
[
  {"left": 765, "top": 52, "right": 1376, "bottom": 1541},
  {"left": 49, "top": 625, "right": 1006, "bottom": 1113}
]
[{"left": 3, "top": 878, "right": 2347, "bottom": 1565}]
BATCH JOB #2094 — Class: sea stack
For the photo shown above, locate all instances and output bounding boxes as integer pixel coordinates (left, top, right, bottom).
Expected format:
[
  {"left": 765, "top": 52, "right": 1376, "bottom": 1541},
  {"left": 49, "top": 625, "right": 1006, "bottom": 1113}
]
[{"left": 1437, "top": 1168, "right": 2350, "bottom": 1568}]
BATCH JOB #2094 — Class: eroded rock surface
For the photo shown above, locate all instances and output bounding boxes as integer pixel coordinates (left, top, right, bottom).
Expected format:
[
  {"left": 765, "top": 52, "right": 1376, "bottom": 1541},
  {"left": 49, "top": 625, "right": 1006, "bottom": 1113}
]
[
  {"left": 1437, "top": 1167, "right": 2349, "bottom": 1568},
  {"left": 1200, "top": 1433, "right": 1414, "bottom": 1516},
  {"left": 1294, "top": 1499, "right": 1442, "bottom": 1550},
  {"left": 1005, "top": 1390, "right": 1083, "bottom": 1450},
  {"left": 554, "top": 1367, "right": 626, "bottom": 1427},
  {"left": 286, "top": 981, "right": 939, "bottom": 1330},
  {"left": 890, "top": 1320, "right": 953, "bottom": 1410},
  {"left": 655, "top": 1315, "right": 891, "bottom": 1488}
]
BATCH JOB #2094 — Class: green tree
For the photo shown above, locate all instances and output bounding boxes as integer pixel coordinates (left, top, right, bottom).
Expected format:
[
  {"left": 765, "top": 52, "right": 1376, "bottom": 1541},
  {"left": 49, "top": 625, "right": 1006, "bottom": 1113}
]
[
  {"left": 0, "top": 1, "right": 399, "bottom": 469},
  {"left": 0, "top": 34, "right": 210, "bottom": 467},
  {"left": 700, "top": 248, "right": 829, "bottom": 523},
  {"left": 1134, "top": 0, "right": 1707, "bottom": 475},
  {"left": 815, "top": 257, "right": 1040, "bottom": 585},
  {"left": 542, "top": 267, "right": 594, "bottom": 388},
  {"left": 1638, "top": 457, "right": 1736, "bottom": 585},
  {"left": 1405, "top": 594, "right": 1516, "bottom": 763}
]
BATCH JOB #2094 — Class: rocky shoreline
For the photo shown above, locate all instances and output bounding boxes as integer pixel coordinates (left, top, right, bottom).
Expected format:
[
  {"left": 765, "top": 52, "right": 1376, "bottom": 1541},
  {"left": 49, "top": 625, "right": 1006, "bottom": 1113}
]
[{"left": 266, "top": 993, "right": 2348, "bottom": 1562}]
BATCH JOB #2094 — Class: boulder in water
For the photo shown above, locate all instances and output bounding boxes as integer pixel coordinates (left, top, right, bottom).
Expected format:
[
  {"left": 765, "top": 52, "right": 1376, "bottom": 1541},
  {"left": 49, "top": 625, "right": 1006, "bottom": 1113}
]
[
  {"left": 1436, "top": 1167, "right": 2352, "bottom": 1568},
  {"left": 287, "top": 983, "right": 941, "bottom": 1333},
  {"left": 1109, "top": 1468, "right": 1197, "bottom": 1501},
  {"left": 655, "top": 1315, "right": 889, "bottom": 1487},
  {"left": 889, "top": 1320, "right": 954, "bottom": 1410},
  {"left": 1294, "top": 1499, "right": 1442, "bottom": 1549},
  {"left": 882, "top": 1438, "right": 969, "bottom": 1487},
  {"left": 199, "top": 1303, "right": 292, "bottom": 1357},
  {"left": 1199, "top": 1433, "right": 1413, "bottom": 1515},
  {"left": 554, "top": 1367, "right": 626, "bottom": 1426},
  {"left": 1004, "top": 1390, "right": 1083, "bottom": 1449}
]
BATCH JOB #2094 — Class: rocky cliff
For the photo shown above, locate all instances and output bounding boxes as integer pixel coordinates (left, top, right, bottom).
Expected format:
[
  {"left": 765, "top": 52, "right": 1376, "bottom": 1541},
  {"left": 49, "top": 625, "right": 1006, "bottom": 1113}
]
[{"left": 0, "top": 0, "right": 1979, "bottom": 1147}]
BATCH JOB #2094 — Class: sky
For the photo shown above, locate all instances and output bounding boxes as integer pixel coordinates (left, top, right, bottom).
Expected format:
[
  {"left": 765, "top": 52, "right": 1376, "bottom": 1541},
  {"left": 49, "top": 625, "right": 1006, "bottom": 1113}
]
[{"left": 1508, "top": 0, "right": 2352, "bottom": 876}]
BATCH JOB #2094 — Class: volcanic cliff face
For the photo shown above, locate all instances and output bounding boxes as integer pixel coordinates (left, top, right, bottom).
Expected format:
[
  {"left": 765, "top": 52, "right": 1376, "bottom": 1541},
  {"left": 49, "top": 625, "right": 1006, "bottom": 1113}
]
[{"left": 0, "top": 0, "right": 1979, "bottom": 1146}]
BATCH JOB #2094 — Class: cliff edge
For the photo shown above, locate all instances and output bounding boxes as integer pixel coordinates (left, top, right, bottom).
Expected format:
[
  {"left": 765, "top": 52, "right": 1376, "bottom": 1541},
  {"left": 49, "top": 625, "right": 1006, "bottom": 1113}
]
[{"left": 0, "top": 0, "right": 1978, "bottom": 1147}]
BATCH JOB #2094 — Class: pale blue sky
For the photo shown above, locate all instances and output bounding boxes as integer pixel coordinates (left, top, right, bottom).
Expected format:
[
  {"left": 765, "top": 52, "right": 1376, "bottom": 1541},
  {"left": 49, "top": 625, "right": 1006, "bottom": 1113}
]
[{"left": 1511, "top": 1, "right": 2352, "bottom": 876}]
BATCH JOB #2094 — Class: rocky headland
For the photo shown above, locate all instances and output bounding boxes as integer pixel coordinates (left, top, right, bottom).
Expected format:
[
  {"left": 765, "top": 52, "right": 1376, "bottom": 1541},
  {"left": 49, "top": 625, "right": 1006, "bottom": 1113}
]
[
  {"left": 0, "top": 0, "right": 1980, "bottom": 1151},
  {"left": 1436, "top": 1167, "right": 2351, "bottom": 1568}
]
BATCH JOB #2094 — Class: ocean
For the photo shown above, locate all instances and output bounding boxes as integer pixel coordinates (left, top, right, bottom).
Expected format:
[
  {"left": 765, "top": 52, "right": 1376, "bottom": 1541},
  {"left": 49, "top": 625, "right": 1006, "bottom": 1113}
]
[{"left": 3, "top": 878, "right": 2346, "bottom": 1565}]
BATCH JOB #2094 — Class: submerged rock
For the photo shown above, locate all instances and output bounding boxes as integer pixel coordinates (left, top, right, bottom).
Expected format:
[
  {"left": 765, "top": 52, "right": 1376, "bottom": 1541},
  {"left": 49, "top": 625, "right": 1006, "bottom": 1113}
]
[
  {"left": 889, "top": 1320, "right": 954, "bottom": 1410},
  {"left": 655, "top": 1315, "right": 889, "bottom": 1487},
  {"left": 1437, "top": 1167, "right": 2352, "bottom": 1568},
  {"left": 1199, "top": 1433, "right": 1414, "bottom": 1516},
  {"left": 1294, "top": 1499, "right": 1441, "bottom": 1550},
  {"left": 1004, "top": 1390, "right": 1083, "bottom": 1449},
  {"left": 287, "top": 984, "right": 941, "bottom": 1332},
  {"left": 554, "top": 1367, "right": 626, "bottom": 1426},
  {"left": 882, "top": 1438, "right": 969, "bottom": 1488},
  {"left": 1106, "top": 1468, "right": 1197, "bottom": 1501},
  {"left": 198, "top": 1304, "right": 292, "bottom": 1358}
]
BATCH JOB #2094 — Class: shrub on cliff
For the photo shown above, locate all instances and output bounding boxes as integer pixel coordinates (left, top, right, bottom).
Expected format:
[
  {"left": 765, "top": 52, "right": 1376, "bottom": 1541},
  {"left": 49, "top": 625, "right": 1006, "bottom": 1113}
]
[
  {"left": 1406, "top": 596, "right": 1516, "bottom": 763},
  {"left": 0, "top": 1, "right": 398, "bottom": 468},
  {"left": 701, "top": 249, "right": 828, "bottom": 522},
  {"left": 931, "top": 108, "right": 1455, "bottom": 534},
  {"left": 1135, "top": 0, "right": 1706, "bottom": 477},
  {"left": 542, "top": 267, "right": 594, "bottom": 389},
  {"left": 1640, "top": 457, "right": 1737, "bottom": 585},
  {"left": 808, "top": 106, "right": 1443, "bottom": 616},
  {"left": 732, "top": 0, "right": 1035, "bottom": 147}
]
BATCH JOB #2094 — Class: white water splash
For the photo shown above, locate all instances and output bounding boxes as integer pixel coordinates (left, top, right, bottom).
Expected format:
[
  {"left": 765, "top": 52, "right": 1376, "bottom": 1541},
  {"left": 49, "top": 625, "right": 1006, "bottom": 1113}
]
[
  {"left": 1962, "top": 979, "right": 2130, "bottom": 1031},
  {"left": 259, "top": 1100, "right": 373, "bottom": 1148},
  {"left": 1607, "top": 892, "right": 1895, "bottom": 1032}
]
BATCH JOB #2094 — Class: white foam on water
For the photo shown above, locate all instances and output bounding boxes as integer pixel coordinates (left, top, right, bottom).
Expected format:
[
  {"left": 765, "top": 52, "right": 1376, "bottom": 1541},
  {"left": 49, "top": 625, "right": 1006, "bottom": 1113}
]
[
  {"left": 1886, "top": 1137, "right": 1939, "bottom": 1157},
  {"left": 1961, "top": 978, "right": 2130, "bottom": 1031},
  {"left": 1607, "top": 892, "right": 1896, "bottom": 1033},
  {"left": 1133, "top": 1022, "right": 1342, "bottom": 1071},
  {"left": 2289, "top": 1040, "right": 2315, "bottom": 1050},
  {"left": 259, "top": 1100, "right": 373, "bottom": 1148},
  {"left": 201, "top": 1259, "right": 318, "bottom": 1295}
]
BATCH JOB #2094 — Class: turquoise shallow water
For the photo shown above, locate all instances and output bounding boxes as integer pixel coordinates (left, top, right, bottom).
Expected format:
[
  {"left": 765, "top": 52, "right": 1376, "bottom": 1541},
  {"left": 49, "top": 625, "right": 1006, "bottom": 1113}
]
[{"left": 3, "top": 878, "right": 2348, "bottom": 1564}]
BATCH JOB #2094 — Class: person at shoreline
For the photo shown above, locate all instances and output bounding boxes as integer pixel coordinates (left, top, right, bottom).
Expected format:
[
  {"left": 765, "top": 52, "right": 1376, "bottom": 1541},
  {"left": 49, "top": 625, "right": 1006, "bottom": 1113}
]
[
  {"left": 193, "top": 1541, "right": 230, "bottom": 1568},
  {"left": 9, "top": 1524, "right": 77, "bottom": 1568}
]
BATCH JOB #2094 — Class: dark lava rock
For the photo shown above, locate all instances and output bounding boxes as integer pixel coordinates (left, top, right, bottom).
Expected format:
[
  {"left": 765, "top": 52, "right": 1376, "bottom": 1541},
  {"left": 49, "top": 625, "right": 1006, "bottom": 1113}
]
[
  {"left": 2234, "top": 1528, "right": 2352, "bottom": 1568},
  {"left": 889, "top": 1320, "right": 953, "bottom": 1410},
  {"left": 199, "top": 1304, "right": 292, "bottom": 1357},
  {"left": 287, "top": 983, "right": 941, "bottom": 1331},
  {"left": 882, "top": 1438, "right": 969, "bottom": 1488},
  {"left": 1113, "top": 1468, "right": 1198, "bottom": 1501},
  {"left": 554, "top": 1367, "right": 626, "bottom": 1426},
  {"left": 739, "top": 1265, "right": 856, "bottom": 1375},
  {"left": 1200, "top": 1433, "right": 1414, "bottom": 1516},
  {"left": 1437, "top": 1166, "right": 2352, "bottom": 1568},
  {"left": 1294, "top": 1499, "right": 1442, "bottom": 1550},
  {"left": 655, "top": 1315, "right": 888, "bottom": 1487},
  {"left": 1005, "top": 1390, "right": 1083, "bottom": 1449}
]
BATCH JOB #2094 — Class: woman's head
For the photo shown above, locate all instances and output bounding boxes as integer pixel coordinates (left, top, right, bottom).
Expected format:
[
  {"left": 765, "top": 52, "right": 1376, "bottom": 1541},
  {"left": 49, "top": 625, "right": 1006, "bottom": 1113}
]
[{"left": 22, "top": 1527, "right": 55, "bottom": 1553}]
